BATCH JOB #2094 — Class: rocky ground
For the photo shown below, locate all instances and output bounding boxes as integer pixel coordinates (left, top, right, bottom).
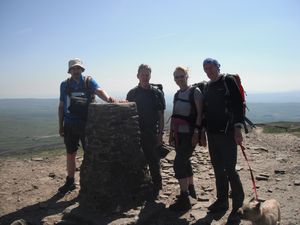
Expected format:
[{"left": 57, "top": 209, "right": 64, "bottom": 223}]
[{"left": 0, "top": 127, "right": 299, "bottom": 225}]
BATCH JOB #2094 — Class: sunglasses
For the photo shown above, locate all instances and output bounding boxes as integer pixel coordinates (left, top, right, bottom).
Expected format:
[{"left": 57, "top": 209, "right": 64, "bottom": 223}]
[{"left": 71, "top": 66, "right": 82, "bottom": 70}]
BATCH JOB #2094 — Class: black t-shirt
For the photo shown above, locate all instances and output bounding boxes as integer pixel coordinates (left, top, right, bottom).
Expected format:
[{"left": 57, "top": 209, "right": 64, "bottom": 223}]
[
  {"left": 126, "top": 85, "right": 165, "bottom": 133},
  {"left": 204, "top": 75, "right": 243, "bottom": 133}
]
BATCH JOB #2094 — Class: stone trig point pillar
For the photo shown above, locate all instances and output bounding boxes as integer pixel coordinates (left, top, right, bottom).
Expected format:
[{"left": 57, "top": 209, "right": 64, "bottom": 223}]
[{"left": 79, "top": 103, "right": 151, "bottom": 213}]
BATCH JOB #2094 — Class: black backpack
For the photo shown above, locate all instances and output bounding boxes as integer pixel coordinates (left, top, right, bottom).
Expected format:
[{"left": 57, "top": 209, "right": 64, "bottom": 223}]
[
  {"left": 203, "top": 74, "right": 255, "bottom": 133},
  {"left": 65, "top": 76, "right": 96, "bottom": 121}
]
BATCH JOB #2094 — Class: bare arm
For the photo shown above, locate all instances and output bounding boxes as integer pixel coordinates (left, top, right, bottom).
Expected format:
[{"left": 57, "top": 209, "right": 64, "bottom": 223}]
[
  {"left": 95, "top": 88, "right": 114, "bottom": 103},
  {"left": 192, "top": 88, "right": 203, "bottom": 146},
  {"left": 168, "top": 104, "right": 175, "bottom": 146},
  {"left": 195, "top": 93, "right": 207, "bottom": 147},
  {"left": 194, "top": 96, "right": 203, "bottom": 128},
  {"left": 192, "top": 90, "right": 204, "bottom": 147},
  {"left": 58, "top": 101, "right": 64, "bottom": 137}
]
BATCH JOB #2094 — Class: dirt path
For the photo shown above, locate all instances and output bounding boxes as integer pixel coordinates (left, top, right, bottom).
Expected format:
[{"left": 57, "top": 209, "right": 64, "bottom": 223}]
[{"left": 0, "top": 127, "right": 299, "bottom": 225}]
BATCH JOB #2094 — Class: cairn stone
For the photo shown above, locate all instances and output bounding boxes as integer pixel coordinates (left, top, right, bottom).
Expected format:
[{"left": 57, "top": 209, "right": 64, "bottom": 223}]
[{"left": 79, "top": 103, "right": 151, "bottom": 213}]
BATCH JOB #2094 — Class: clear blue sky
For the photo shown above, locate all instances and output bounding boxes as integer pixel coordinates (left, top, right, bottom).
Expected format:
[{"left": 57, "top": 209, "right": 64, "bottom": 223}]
[{"left": 0, "top": 0, "right": 299, "bottom": 98}]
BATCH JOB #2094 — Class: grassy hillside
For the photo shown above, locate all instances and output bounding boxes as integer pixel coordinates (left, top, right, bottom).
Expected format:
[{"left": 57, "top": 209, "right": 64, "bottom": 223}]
[
  {"left": 0, "top": 99, "right": 299, "bottom": 155},
  {"left": 259, "top": 121, "right": 300, "bottom": 137},
  {"left": 0, "top": 99, "right": 63, "bottom": 154}
]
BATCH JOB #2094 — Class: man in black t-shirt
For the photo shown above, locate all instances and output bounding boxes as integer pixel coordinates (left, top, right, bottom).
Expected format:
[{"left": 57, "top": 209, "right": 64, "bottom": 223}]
[
  {"left": 202, "top": 58, "right": 244, "bottom": 225},
  {"left": 127, "top": 64, "right": 165, "bottom": 196}
]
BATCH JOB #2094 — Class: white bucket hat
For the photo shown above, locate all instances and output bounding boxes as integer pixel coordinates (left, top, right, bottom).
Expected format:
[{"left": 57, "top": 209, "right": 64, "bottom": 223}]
[{"left": 68, "top": 58, "right": 85, "bottom": 73}]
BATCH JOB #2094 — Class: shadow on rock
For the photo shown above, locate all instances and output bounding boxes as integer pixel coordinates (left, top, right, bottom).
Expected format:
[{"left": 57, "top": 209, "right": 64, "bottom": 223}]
[
  {"left": 59, "top": 199, "right": 190, "bottom": 225},
  {"left": 137, "top": 200, "right": 190, "bottom": 225},
  {"left": 192, "top": 210, "right": 227, "bottom": 225},
  {"left": 0, "top": 193, "right": 78, "bottom": 225}
]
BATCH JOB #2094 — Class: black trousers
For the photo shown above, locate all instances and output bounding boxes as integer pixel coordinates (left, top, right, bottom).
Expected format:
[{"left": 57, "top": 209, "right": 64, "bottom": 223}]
[
  {"left": 174, "top": 133, "right": 194, "bottom": 179},
  {"left": 140, "top": 131, "right": 162, "bottom": 188},
  {"left": 207, "top": 131, "right": 244, "bottom": 210}
]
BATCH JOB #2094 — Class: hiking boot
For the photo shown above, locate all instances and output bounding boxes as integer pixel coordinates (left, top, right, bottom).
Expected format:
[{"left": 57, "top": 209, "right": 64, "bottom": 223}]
[
  {"left": 58, "top": 176, "right": 76, "bottom": 194},
  {"left": 225, "top": 210, "right": 241, "bottom": 225},
  {"left": 188, "top": 184, "right": 197, "bottom": 199},
  {"left": 169, "top": 192, "right": 191, "bottom": 212},
  {"left": 208, "top": 199, "right": 229, "bottom": 213}
]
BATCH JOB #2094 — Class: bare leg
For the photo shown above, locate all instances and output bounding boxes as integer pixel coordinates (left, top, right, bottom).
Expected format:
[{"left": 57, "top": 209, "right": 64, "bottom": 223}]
[
  {"left": 67, "top": 152, "right": 77, "bottom": 178},
  {"left": 58, "top": 151, "right": 77, "bottom": 194}
]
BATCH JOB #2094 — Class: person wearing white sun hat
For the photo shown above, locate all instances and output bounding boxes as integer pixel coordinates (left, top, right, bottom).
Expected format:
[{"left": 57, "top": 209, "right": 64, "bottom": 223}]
[{"left": 58, "top": 58, "right": 115, "bottom": 195}]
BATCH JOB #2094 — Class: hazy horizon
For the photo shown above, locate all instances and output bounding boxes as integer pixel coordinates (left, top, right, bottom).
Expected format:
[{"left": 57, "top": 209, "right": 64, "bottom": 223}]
[{"left": 1, "top": 90, "right": 300, "bottom": 104}]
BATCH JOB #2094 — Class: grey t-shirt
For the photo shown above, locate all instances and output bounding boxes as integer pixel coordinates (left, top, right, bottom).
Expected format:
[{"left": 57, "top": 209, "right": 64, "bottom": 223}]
[{"left": 173, "top": 86, "right": 203, "bottom": 133}]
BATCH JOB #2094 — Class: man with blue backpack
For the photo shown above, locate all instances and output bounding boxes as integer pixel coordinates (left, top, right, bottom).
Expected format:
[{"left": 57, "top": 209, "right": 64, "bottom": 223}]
[{"left": 58, "top": 58, "right": 115, "bottom": 194}]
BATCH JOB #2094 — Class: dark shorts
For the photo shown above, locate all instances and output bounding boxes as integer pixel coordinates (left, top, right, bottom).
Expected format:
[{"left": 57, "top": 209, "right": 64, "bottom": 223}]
[
  {"left": 174, "top": 132, "right": 194, "bottom": 179},
  {"left": 64, "top": 122, "right": 86, "bottom": 154}
]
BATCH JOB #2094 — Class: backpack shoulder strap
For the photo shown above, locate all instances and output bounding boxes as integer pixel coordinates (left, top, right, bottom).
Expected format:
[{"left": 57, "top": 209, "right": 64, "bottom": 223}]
[
  {"left": 65, "top": 78, "right": 72, "bottom": 96},
  {"left": 174, "top": 90, "right": 180, "bottom": 103},
  {"left": 83, "top": 75, "right": 96, "bottom": 102},
  {"left": 150, "top": 84, "right": 164, "bottom": 104},
  {"left": 189, "top": 86, "right": 198, "bottom": 116},
  {"left": 150, "top": 83, "right": 163, "bottom": 93},
  {"left": 222, "top": 74, "right": 230, "bottom": 96},
  {"left": 188, "top": 86, "right": 197, "bottom": 104},
  {"left": 150, "top": 84, "right": 166, "bottom": 110},
  {"left": 174, "top": 87, "right": 196, "bottom": 103},
  {"left": 83, "top": 75, "right": 93, "bottom": 90}
]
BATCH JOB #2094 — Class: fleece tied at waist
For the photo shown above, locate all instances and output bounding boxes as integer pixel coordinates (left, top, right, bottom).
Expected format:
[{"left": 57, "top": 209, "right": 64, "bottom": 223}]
[{"left": 171, "top": 117, "right": 191, "bottom": 147}]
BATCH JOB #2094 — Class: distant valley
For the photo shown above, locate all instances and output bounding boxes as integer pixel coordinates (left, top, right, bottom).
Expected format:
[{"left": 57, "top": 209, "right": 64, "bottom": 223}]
[{"left": 0, "top": 94, "right": 299, "bottom": 154}]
